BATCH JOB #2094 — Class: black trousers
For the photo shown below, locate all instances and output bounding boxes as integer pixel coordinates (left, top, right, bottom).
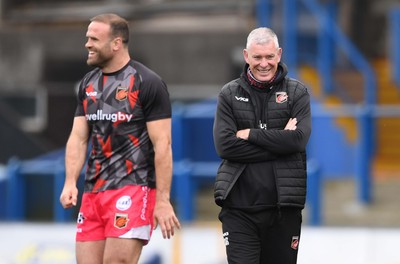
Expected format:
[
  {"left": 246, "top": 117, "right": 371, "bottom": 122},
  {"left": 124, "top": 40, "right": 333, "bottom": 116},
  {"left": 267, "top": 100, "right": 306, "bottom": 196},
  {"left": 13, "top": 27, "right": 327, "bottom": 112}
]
[{"left": 219, "top": 207, "right": 302, "bottom": 264}]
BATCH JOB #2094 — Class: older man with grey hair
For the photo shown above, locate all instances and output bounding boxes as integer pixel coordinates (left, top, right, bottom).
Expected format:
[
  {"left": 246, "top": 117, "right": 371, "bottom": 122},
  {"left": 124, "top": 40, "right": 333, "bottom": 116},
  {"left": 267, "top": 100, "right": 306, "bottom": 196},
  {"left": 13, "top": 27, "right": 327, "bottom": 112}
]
[{"left": 213, "top": 27, "right": 312, "bottom": 264}]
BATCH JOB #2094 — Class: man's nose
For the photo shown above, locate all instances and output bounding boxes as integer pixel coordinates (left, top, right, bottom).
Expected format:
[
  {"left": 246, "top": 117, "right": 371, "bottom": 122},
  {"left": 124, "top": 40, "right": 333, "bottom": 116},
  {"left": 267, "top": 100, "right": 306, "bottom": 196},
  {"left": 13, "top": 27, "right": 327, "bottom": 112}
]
[{"left": 260, "top": 59, "right": 269, "bottom": 67}]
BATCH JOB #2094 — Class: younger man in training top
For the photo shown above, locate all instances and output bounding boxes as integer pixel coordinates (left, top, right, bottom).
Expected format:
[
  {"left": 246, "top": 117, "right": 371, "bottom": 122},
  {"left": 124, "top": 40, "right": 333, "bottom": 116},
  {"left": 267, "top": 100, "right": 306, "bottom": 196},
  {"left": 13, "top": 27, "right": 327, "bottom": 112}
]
[{"left": 60, "top": 13, "right": 180, "bottom": 264}]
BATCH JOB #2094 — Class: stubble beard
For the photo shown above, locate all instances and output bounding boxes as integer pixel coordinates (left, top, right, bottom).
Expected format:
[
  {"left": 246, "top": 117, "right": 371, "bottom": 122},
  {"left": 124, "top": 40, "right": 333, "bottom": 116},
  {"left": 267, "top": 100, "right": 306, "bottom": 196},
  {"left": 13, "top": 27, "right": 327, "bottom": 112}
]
[{"left": 87, "top": 52, "right": 111, "bottom": 69}]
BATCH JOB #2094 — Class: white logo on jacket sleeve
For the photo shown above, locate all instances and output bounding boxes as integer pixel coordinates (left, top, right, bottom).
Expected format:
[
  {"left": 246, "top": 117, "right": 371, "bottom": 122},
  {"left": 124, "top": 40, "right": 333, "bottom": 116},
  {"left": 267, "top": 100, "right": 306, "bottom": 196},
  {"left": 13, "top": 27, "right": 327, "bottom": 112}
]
[{"left": 235, "top": 96, "right": 249, "bottom": 102}]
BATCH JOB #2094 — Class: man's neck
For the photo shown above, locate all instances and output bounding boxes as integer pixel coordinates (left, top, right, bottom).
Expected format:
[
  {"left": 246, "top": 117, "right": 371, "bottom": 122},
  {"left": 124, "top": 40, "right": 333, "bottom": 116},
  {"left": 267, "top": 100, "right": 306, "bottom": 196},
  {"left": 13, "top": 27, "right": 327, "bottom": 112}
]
[{"left": 102, "top": 55, "right": 131, "bottom": 74}]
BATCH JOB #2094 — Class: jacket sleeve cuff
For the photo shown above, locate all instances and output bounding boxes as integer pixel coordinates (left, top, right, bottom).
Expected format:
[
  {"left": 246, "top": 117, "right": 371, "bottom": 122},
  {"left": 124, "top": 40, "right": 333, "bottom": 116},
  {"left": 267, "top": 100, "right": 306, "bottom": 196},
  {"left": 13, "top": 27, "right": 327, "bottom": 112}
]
[{"left": 248, "top": 129, "right": 258, "bottom": 143}]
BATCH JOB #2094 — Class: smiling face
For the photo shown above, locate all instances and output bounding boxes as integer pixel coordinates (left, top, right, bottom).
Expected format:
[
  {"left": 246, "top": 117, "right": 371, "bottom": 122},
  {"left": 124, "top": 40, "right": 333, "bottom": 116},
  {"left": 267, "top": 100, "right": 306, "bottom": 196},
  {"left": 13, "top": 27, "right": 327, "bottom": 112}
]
[
  {"left": 243, "top": 40, "right": 282, "bottom": 82},
  {"left": 85, "top": 21, "right": 114, "bottom": 69}
]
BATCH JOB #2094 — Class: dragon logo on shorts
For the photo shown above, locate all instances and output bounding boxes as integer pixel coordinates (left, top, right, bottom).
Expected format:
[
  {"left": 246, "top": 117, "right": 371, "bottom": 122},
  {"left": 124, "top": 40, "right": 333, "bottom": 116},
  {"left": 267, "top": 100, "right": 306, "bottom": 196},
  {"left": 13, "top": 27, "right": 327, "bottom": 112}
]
[{"left": 114, "top": 213, "right": 129, "bottom": 229}]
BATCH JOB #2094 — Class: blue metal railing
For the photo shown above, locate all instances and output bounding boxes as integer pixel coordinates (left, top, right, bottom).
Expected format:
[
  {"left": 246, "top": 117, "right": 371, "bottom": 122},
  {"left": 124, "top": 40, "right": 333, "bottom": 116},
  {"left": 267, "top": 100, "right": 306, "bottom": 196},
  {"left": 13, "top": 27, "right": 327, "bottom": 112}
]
[
  {"left": 306, "top": 159, "right": 321, "bottom": 225},
  {"left": 305, "top": 0, "right": 376, "bottom": 104},
  {"left": 282, "top": 0, "right": 298, "bottom": 78},
  {"left": 311, "top": 104, "right": 374, "bottom": 204},
  {"left": 257, "top": 0, "right": 377, "bottom": 104},
  {"left": 255, "top": 0, "right": 382, "bottom": 214},
  {"left": 297, "top": 0, "right": 377, "bottom": 188},
  {"left": 256, "top": 0, "right": 270, "bottom": 28},
  {"left": 311, "top": 104, "right": 400, "bottom": 204},
  {"left": 6, "top": 156, "right": 71, "bottom": 222}
]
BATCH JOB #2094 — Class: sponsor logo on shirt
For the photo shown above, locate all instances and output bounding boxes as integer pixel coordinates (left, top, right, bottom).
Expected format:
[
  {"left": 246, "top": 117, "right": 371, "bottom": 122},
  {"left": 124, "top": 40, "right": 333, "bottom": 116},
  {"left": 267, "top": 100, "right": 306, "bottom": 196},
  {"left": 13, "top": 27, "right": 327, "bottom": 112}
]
[
  {"left": 86, "top": 110, "right": 133, "bottom": 122},
  {"left": 116, "top": 196, "right": 132, "bottom": 211},
  {"left": 86, "top": 91, "right": 97, "bottom": 97}
]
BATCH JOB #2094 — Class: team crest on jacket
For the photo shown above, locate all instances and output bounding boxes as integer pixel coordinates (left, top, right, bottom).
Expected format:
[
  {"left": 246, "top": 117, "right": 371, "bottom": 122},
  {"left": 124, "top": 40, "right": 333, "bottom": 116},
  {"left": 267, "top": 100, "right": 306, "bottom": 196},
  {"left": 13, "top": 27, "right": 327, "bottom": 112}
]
[
  {"left": 114, "top": 213, "right": 129, "bottom": 229},
  {"left": 276, "top": 92, "right": 288, "bottom": 103},
  {"left": 116, "top": 86, "right": 128, "bottom": 101}
]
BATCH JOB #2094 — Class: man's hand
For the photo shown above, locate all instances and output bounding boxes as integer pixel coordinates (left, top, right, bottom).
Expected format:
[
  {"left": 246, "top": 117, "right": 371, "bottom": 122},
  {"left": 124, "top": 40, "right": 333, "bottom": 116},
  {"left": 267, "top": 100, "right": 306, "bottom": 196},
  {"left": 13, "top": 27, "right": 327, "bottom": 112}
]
[
  {"left": 59, "top": 185, "right": 78, "bottom": 209},
  {"left": 236, "top": 128, "right": 250, "bottom": 140},
  {"left": 284, "top": 118, "right": 297, "bottom": 130},
  {"left": 153, "top": 199, "right": 181, "bottom": 239}
]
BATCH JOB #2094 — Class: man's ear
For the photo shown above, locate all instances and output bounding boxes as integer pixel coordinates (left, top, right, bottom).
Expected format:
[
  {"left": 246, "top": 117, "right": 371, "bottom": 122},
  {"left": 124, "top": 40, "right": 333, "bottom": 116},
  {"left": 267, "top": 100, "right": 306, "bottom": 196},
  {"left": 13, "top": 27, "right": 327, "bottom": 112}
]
[
  {"left": 277, "top": 47, "right": 283, "bottom": 62},
  {"left": 243, "top": 49, "right": 249, "bottom": 64},
  {"left": 112, "top": 37, "right": 123, "bottom": 51}
]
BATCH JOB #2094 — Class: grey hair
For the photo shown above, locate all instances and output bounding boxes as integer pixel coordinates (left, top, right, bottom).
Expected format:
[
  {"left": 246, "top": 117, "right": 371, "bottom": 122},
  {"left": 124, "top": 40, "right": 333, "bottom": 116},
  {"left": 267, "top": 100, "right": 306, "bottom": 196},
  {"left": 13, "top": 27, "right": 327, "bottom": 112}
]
[{"left": 246, "top": 27, "right": 279, "bottom": 49}]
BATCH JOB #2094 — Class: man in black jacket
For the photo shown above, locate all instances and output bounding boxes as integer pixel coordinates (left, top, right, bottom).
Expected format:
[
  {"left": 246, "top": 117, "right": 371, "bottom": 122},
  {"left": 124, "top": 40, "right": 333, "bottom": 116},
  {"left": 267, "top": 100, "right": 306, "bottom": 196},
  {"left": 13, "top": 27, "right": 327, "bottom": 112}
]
[{"left": 213, "top": 27, "right": 311, "bottom": 264}]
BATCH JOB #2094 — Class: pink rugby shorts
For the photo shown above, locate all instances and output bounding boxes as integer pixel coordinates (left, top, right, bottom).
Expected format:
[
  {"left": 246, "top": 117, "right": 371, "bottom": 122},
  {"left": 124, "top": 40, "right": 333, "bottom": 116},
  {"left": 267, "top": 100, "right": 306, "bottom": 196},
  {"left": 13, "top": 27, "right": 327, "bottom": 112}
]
[{"left": 76, "top": 185, "right": 156, "bottom": 244}]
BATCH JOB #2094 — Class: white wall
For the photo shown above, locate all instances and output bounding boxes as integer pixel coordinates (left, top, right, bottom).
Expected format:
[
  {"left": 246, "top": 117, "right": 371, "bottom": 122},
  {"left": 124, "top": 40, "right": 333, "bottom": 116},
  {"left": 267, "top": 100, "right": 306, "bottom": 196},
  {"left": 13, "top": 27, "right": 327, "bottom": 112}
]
[{"left": 0, "top": 223, "right": 399, "bottom": 264}]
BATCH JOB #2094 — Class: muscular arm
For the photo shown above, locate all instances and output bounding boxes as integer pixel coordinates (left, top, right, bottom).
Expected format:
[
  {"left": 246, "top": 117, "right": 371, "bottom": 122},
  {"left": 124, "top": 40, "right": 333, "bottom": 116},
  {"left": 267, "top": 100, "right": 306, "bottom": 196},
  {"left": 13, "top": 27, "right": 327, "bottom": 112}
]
[
  {"left": 213, "top": 91, "right": 277, "bottom": 162},
  {"left": 60, "top": 116, "right": 89, "bottom": 208},
  {"left": 147, "top": 118, "right": 180, "bottom": 239}
]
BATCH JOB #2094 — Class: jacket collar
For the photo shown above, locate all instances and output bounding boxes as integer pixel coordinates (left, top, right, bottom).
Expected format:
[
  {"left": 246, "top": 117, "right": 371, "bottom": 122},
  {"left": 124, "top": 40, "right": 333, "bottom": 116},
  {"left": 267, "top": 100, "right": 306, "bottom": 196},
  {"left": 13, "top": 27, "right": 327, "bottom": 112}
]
[{"left": 239, "top": 62, "right": 288, "bottom": 93}]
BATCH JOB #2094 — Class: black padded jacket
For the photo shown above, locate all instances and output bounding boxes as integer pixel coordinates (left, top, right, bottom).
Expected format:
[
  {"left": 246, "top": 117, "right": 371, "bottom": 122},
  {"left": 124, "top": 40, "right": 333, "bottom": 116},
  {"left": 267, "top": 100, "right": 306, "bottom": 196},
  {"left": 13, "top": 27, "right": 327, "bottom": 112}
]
[{"left": 213, "top": 63, "right": 311, "bottom": 209}]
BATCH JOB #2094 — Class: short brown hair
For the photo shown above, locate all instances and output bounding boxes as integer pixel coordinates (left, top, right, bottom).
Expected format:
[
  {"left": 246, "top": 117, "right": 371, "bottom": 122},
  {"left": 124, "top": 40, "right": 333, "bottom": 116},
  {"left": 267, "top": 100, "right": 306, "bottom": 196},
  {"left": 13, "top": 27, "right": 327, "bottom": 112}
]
[{"left": 90, "top": 13, "right": 129, "bottom": 44}]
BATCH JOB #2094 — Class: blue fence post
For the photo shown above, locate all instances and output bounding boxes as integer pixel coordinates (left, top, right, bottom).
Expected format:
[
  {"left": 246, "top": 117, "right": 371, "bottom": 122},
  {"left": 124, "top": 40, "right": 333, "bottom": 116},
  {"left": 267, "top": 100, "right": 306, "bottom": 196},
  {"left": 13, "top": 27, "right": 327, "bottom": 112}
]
[
  {"left": 256, "top": 0, "right": 269, "bottom": 27},
  {"left": 6, "top": 158, "right": 25, "bottom": 220},
  {"left": 54, "top": 158, "right": 71, "bottom": 222},
  {"left": 355, "top": 106, "right": 372, "bottom": 204},
  {"left": 173, "top": 160, "right": 193, "bottom": 222},
  {"left": 317, "top": 9, "right": 334, "bottom": 94},
  {"left": 143, "top": 254, "right": 162, "bottom": 264},
  {"left": 172, "top": 103, "right": 194, "bottom": 222},
  {"left": 282, "top": 0, "right": 298, "bottom": 78},
  {"left": 306, "top": 159, "right": 322, "bottom": 225}
]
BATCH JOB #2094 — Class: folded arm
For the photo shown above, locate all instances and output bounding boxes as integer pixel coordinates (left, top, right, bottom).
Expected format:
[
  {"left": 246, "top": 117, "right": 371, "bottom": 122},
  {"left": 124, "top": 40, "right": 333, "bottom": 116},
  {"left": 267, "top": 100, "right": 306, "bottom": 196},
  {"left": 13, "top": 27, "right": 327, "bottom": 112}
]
[
  {"left": 213, "top": 92, "right": 277, "bottom": 163},
  {"left": 246, "top": 90, "right": 311, "bottom": 154}
]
